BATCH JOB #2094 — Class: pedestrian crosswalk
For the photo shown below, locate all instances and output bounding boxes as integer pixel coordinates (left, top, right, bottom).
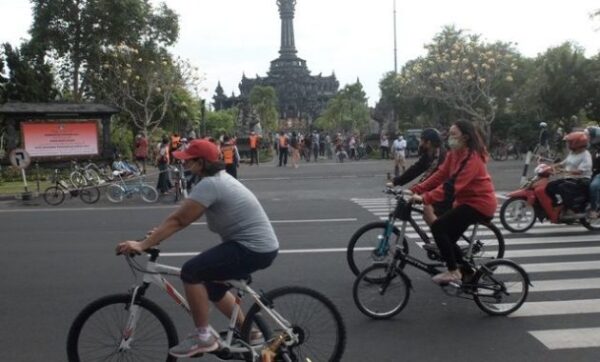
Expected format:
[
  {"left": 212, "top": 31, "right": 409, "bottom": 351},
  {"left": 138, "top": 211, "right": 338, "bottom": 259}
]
[{"left": 351, "top": 197, "right": 600, "bottom": 351}]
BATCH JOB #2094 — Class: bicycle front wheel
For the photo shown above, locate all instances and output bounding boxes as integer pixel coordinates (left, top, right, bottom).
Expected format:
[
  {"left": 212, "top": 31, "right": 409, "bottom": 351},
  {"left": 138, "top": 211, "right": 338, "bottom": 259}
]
[
  {"left": 353, "top": 264, "right": 410, "bottom": 319},
  {"left": 140, "top": 185, "right": 159, "bottom": 203},
  {"left": 500, "top": 197, "right": 536, "bottom": 233},
  {"left": 347, "top": 221, "right": 409, "bottom": 277},
  {"left": 43, "top": 186, "right": 65, "bottom": 206},
  {"left": 67, "top": 293, "right": 178, "bottom": 362},
  {"left": 241, "top": 286, "right": 346, "bottom": 362},
  {"left": 473, "top": 259, "right": 529, "bottom": 316},
  {"left": 79, "top": 186, "right": 100, "bottom": 204},
  {"left": 70, "top": 171, "right": 88, "bottom": 188},
  {"left": 106, "top": 184, "right": 125, "bottom": 203}
]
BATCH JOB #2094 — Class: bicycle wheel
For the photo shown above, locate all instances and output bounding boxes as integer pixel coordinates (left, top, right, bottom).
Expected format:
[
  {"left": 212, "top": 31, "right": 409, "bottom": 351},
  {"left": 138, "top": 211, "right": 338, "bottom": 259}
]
[
  {"left": 106, "top": 184, "right": 125, "bottom": 203},
  {"left": 67, "top": 293, "right": 178, "bottom": 362},
  {"left": 580, "top": 215, "right": 600, "bottom": 231},
  {"left": 500, "top": 197, "right": 536, "bottom": 233},
  {"left": 79, "top": 186, "right": 100, "bottom": 204},
  {"left": 43, "top": 186, "right": 65, "bottom": 206},
  {"left": 460, "top": 222, "right": 505, "bottom": 260},
  {"left": 347, "top": 221, "right": 409, "bottom": 276},
  {"left": 473, "top": 259, "right": 529, "bottom": 316},
  {"left": 140, "top": 185, "right": 159, "bottom": 203},
  {"left": 84, "top": 169, "right": 102, "bottom": 185},
  {"left": 241, "top": 286, "right": 346, "bottom": 362},
  {"left": 353, "top": 264, "right": 410, "bottom": 320},
  {"left": 70, "top": 171, "right": 88, "bottom": 187},
  {"left": 173, "top": 181, "right": 182, "bottom": 203}
]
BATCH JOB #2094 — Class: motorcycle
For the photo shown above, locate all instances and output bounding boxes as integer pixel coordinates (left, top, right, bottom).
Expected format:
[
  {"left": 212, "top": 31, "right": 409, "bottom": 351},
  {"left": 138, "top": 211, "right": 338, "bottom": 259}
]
[{"left": 500, "top": 163, "right": 600, "bottom": 232}]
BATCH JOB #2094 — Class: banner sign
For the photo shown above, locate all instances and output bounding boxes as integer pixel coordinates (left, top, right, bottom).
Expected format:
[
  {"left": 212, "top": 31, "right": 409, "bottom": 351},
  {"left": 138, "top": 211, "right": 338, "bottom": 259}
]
[{"left": 21, "top": 121, "right": 99, "bottom": 157}]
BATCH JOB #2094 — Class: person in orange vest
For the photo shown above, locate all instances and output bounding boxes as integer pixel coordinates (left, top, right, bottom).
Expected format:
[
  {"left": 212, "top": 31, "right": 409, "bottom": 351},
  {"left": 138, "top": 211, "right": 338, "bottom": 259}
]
[
  {"left": 277, "top": 131, "right": 289, "bottom": 167},
  {"left": 221, "top": 135, "right": 240, "bottom": 179},
  {"left": 249, "top": 131, "right": 260, "bottom": 166}
]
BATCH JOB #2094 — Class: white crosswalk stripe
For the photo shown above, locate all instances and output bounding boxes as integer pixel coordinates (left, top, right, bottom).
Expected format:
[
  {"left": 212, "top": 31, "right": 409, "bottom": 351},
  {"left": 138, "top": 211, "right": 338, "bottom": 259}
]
[{"left": 351, "top": 197, "right": 600, "bottom": 351}]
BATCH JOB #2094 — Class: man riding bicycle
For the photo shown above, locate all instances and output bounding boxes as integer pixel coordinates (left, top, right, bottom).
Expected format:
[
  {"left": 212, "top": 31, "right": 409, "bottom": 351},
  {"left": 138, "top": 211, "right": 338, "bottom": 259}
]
[
  {"left": 389, "top": 128, "right": 446, "bottom": 226},
  {"left": 116, "top": 139, "right": 279, "bottom": 358}
]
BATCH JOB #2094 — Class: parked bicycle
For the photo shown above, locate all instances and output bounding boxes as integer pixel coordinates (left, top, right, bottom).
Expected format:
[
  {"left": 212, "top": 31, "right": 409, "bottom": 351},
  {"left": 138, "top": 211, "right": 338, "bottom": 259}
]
[
  {"left": 105, "top": 171, "right": 158, "bottom": 203},
  {"left": 170, "top": 162, "right": 188, "bottom": 203},
  {"left": 67, "top": 248, "right": 346, "bottom": 361},
  {"left": 43, "top": 169, "right": 101, "bottom": 206},
  {"left": 352, "top": 187, "right": 530, "bottom": 319},
  {"left": 347, "top": 187, "right": 505, "bottom": 277},
  {"left": 69, "top": 161, "right": 102, "bottom": 187}
]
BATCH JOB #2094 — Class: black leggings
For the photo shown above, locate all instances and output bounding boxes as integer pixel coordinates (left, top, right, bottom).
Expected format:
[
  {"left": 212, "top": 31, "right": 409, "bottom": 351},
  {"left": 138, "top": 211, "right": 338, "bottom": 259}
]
[{"left": 430, "top": 204, "right": 490, "bottom": 270}]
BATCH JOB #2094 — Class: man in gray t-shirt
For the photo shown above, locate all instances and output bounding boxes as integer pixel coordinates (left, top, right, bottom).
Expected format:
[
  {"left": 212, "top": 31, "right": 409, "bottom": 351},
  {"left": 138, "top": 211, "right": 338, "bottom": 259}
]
[{"left": 117, "top": 139, "right": 279, "bottom": 357}]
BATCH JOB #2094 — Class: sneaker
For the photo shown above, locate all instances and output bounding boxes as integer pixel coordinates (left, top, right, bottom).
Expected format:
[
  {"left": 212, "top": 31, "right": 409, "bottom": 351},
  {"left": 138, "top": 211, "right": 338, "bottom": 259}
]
[
  {"left": 249, "top": 329, "right": 264, "bottom": 345},
  {"left": 432, "top": 270, "right": 462, "bottom": 285},
  {"left": 169, "top": 333, "right": 219, "bottom": 358}
]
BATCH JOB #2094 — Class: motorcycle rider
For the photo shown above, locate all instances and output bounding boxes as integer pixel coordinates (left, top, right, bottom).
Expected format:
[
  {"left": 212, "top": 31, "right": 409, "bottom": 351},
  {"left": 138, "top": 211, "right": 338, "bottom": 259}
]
[
  {"left": 389, "top": 128, "right": 446, "bottom": 226},
  {"left": 586, "top": 127, "right": 600, "bottom": 218},
  {"left": 545, "top": 131, "right": 592, "bottom": 212}
]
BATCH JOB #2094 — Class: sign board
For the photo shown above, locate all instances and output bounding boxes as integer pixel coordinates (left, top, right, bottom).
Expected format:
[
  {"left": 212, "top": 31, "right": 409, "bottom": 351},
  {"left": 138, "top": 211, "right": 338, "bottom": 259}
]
[
  {"left": 9, "top": 148, "right": 31, "bottom": 169},
  {"left": 21, "top": 121, "right": 99, "bottom": 157}
]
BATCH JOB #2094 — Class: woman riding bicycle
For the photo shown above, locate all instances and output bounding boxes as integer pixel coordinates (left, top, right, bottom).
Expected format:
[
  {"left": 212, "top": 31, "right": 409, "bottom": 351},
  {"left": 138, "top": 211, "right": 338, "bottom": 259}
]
[
  {"left": 409, "top": 121, "right": 497, "bottom": 284},
  {"left": 116, "top": 139, "right": 279, "bottom": 358}
]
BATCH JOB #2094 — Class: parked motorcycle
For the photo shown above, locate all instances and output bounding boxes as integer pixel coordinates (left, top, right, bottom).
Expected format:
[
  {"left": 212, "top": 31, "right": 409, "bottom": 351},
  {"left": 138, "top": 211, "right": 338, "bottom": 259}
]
[{"left": 500, "top": 163, "right": 600, "bottom": 232}]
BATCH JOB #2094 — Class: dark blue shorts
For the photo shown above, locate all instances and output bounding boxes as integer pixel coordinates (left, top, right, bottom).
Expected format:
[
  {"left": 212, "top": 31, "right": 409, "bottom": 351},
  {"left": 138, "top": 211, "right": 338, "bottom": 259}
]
[{"left": 180, "top": 241, "right": 278, "bottom": 302}]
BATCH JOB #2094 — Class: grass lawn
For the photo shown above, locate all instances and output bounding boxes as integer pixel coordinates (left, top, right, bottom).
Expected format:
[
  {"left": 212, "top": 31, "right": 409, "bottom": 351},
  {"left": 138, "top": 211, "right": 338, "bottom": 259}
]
[{"left": 0, "top": 181, "right": 52, "bottom": 195}]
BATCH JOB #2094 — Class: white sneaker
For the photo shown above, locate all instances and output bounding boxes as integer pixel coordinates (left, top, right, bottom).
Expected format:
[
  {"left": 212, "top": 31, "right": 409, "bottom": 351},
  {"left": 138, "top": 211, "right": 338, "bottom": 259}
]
[{"left": 169, "top": 333, "right": 219, "bottom": 358}]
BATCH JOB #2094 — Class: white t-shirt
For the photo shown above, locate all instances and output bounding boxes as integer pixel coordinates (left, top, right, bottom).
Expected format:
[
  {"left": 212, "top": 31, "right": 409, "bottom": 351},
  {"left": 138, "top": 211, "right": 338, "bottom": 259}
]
[
  {"left": 560, "top": 150, "right": 592, "bottom": 178},
  {"left": 392, "top": 139, "right": 407, "bottom": 155}
]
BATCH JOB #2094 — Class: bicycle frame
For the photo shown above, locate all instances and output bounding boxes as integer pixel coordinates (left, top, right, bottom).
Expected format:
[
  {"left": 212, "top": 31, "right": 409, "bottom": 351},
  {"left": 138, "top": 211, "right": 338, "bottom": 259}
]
[{"left": 122, "top": 252, "right": 298, "bottom": 357}]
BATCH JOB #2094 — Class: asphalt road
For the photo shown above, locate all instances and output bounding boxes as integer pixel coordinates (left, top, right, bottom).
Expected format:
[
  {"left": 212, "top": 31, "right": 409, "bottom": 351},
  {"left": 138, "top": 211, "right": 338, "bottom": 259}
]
[{"left": 1, "top": 158, "right": 599, "bottom": 361}]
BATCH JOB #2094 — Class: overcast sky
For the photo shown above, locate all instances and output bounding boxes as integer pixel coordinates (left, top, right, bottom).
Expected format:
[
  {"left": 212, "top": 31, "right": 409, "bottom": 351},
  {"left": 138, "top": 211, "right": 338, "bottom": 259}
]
[{"left": 1, "top": 0, "right": 599, "bottom": 106}]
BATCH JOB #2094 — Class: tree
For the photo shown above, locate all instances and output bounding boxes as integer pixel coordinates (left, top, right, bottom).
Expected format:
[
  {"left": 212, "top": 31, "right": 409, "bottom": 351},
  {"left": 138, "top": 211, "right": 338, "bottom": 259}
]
[
  {"left": 91, "top": 44, "right": 201, "bottom": 136},
  {"left": 249, "top": 86, "right": 279, "bottom": 135},
  {"left": 1, "top": 43, "right": 57, "bottom": 102},
  {"left": 315, "top": 82, "right": 370, "bottom": 133},
  {"left": 28, "top": 0, "right": 179, "bottom": 101},
  {"left": 398, "top": 26, "right": 519, "bottom": 143},
  {"left": 0, "top": 49, "right": 6, "bottom": 103},
  {"left": 204, "top": 108, "right": 236, "bottom": 136}
]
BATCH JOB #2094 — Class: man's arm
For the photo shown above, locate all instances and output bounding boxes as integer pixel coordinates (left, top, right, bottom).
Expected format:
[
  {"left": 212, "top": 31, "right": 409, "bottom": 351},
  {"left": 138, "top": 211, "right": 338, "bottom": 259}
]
[{"left": 393, "top": 154, "right": 430, "bottom": 186}]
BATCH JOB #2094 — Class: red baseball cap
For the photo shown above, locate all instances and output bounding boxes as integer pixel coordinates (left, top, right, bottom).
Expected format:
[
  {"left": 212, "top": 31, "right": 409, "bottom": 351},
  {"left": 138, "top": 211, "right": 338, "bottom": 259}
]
[{"left": 173, "top": 139, "right": 219, "bottom": 162}]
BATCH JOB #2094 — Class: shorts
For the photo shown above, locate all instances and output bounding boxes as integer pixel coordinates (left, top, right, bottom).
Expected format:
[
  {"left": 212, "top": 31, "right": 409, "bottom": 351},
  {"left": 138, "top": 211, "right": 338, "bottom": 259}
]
[{"left": 180, "top": 241, "right": 278, "bottom": 302}]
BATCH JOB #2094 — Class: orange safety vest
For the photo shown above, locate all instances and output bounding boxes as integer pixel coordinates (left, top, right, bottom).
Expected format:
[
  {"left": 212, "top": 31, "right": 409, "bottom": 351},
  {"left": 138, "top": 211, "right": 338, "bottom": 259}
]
[
  {"left": 222, "top": 144, "right": 235, "bottom": 164},
  {"left": 249, "top": 135, "right": 258, "bottom": 148},
  {"left": 279, "top": 135, "right": 288, "bottom": 148}
]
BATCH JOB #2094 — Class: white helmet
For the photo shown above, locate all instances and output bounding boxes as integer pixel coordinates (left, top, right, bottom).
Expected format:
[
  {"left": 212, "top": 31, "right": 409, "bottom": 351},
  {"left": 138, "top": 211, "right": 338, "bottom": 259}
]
[{"left": 539, "top": 122, "right": 547, "bottom": 128}]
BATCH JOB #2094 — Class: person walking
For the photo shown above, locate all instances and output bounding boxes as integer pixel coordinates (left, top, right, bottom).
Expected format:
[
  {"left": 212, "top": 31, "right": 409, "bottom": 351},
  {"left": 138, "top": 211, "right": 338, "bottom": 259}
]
[
  {"left": 249, "top": 131, "right": 259, "bottom": 166},
  {"left": 277, "top": 131, "right": 289, "bottom": 167},
  {"left": 156, "top": 137, "right": 173, "bottom": 194},
  {"left": 392, "top": 134, "right": 407, "bottom": 176},
  {"left": 380, "top": 132, "right": 390, "bottom": 160},
  {"left": 221, "top": 135, "right": 239, "bottom": 179},
  {"left": 290, "top": 131, "right": 300, "bottom": 169},
  {"left": 311, "top": 130, "right": 320, "bottom": 162},
  {"left": 134, "top": 133, "right": 148, "bottom": 174}
]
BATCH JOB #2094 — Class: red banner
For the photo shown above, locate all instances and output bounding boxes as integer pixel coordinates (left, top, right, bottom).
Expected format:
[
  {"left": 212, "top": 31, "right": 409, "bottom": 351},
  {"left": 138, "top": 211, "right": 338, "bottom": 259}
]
[{"left": 21, "top": 121, "right": 99, "bottom": 157}]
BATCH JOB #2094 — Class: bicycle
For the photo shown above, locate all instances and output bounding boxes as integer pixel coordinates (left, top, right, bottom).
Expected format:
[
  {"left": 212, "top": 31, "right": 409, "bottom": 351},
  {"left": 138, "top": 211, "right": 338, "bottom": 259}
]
[
  {"left": 43, "top": 169, "right": 101, "bottom": 206},
  {"left": 352, "top": 188, "right": 530, "bottom": 319},
  {"left": 66, "top": 248, "right": 346, "bottom": 361},
  {"left": 347, "top": 187, "right": 505, "bottom": 277},
  {"left": 106, "top": 171, "right": 159, "bottom": 203},
  {"left": 170, "top": 162, "right": 188, "bottom": 203},
  {"left": 69, "top": 161, "right": 103, "bottom": 187}
]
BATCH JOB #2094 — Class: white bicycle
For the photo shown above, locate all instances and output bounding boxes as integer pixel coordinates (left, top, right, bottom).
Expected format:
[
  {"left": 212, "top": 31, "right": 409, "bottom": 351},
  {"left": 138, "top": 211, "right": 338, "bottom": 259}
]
[{"left": 67, "top": 248, "right": 346, "bottom": 361}]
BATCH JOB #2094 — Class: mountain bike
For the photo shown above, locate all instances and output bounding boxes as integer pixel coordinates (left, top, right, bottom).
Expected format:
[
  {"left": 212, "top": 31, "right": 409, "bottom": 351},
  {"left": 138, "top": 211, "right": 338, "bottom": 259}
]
[
  {"left": 347, "top": 187, "right": 505, "bottom": 277},
  {"left": 352, "top": 188, "right": 530, "bottom": 319},
  {"left": 66, "top": 248, "right": 346, "bottom": 362},
  {"left": 43, "top": 169, "right": 101, "bottom": 206},
  {"left": 106, "top": 172, "right": 159, "bottom": 203}
]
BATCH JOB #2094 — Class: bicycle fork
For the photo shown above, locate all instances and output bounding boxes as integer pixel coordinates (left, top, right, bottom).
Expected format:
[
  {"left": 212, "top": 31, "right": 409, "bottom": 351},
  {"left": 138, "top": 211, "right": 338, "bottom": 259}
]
[{"left": 118, "top": 286, "right": 145, "bottom": 351}]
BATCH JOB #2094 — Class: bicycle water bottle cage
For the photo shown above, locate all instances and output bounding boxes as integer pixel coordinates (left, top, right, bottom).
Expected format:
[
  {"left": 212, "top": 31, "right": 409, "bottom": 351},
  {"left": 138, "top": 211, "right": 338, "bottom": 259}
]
[{"left": 393, "top": 198, "right": 411, "bottom": 221}]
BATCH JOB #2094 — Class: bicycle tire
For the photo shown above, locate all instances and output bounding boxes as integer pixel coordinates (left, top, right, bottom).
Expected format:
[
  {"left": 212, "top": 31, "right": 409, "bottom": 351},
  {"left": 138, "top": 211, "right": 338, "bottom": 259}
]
[
  {"left": 83, "top": 169, "right": 102, "bottom": 185},
  {"left": 353, "top": 264, "right": 410, "bottom": 319},
  {"left": 79, "top": 186, "right": 100, "bottom": 204},
  {"left": 173, "top": 181, "right": 182, "bottom": 203},
  {"left": 580, "top": 216, "right": 600, "bottom": 231},
  {"left": 66, "top": 293, "right": 178, "bottom": 362},
  {"left": 241, "top": 286, "right": 346, "bottom": 362},
  {"left": 347, "top": 221, "right": 409, "bottom": 276},
  {"left": 106, "top": 184, "right": 125, "bottom": 203},
  {"left": 462, "top": 222, "right": 505, "bottom": 260},
  {"left": 140, "top": 185, "right": 159, "bottom": 203},
  {"left": 500, "top": 197, "right": 536, "bottom": 233},
  {"left": 473, "top": 259, "right": 529, "bottom": 316},
  {"left": 43, "top": 186, "right": 66, "bottom": 206},
  {"left": 70, "top": 171, "right": 87, "bottom": 188}
]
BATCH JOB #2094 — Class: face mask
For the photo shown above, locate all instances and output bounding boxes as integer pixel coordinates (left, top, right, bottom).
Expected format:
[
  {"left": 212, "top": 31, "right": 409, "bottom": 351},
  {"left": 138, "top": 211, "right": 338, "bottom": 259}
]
[{"left": 448, "top": 137, "right": 463, "bottom": 150}]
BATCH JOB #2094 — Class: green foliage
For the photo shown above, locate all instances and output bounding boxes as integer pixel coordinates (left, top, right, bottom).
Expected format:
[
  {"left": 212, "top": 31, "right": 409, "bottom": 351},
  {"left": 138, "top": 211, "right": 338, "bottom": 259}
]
[
  {"left": 1, "top": 43, "right": 57, "bottom": 102},
  {"left": 315, "top": 82, "right": 370, "bottom": 133},
  {"left": 204, "top": 108, "right": 236, "bottom": 137},
  {"left": 110, "top": 122, "right": 134, "bottom": 160},
  {"left": 249, "top": 86, "right": 279, "bottom": 134}
]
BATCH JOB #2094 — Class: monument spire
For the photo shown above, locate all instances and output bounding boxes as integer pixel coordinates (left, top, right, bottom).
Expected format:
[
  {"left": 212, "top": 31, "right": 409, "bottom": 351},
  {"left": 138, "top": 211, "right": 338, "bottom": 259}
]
[{"left": 277, "top": 0, "right": 297, "bottom": 58}]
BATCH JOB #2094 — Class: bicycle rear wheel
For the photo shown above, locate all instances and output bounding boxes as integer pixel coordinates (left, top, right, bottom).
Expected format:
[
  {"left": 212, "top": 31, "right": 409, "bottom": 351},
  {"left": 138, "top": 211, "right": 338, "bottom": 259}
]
[
  {"left": 67, "top": 293, "right": 178, "bottom": 362},
  {"left": 70, "top": 171, "right": 88, "bottom": 187},
  {"left": 460, "top": 222, "right": 505, "bottom": 260},
  {"left": 106, "top": 184, "right": 125, "bottom": 203},
  {"left": 241, "top": 286, "right": 346, "bottom": 362},
  {"left": 347, "top": 221, "right": 409, "bottom": 277},
  {"left": 141, "top": 185, "right": 159, "bottom": 203},
  {"left": 353, "top": 264, "right": 410, "bottom": 319},
  {"left": 79, "top": 186, "right": 100, "bottom": 204},
  {"left": 473, "top": 259, "right": 529, "bottom": 316},
  {"left": 43, "top": 186, "right": 65, "bottom": 206}
]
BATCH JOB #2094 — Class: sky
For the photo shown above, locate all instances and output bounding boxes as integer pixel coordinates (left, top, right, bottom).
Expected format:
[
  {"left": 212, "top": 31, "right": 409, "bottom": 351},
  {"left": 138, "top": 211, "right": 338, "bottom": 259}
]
[{"left": 1, "top": 0, "right": 599, "bottom": 107}]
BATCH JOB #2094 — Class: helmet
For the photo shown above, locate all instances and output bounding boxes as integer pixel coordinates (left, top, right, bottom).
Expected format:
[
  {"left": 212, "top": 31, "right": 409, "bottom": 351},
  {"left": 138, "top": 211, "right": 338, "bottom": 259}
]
[
  {"left": 420, "top": 128, "right": 442, "bottom": 146},
  {"left": 534, "top": 163, "right": 553, "bottom": 177},
  {"left": 563, "top": 131, "right": 589, "bottom": 150},
  {"left": 539, "top": 122, "right": 547, "bottom": 128}
]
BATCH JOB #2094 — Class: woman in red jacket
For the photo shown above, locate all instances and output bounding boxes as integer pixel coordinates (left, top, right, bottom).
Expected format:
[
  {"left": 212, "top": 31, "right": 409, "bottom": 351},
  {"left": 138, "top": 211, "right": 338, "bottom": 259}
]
[{"left": 410, "top": 120, "right": 497, "bottom": 284}]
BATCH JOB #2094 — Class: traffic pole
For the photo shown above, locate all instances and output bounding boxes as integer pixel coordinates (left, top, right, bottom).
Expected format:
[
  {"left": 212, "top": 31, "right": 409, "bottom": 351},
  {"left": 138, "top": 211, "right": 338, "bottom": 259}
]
[{"left": 520, "top": 151, "right": 533, "bottom": 186}]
